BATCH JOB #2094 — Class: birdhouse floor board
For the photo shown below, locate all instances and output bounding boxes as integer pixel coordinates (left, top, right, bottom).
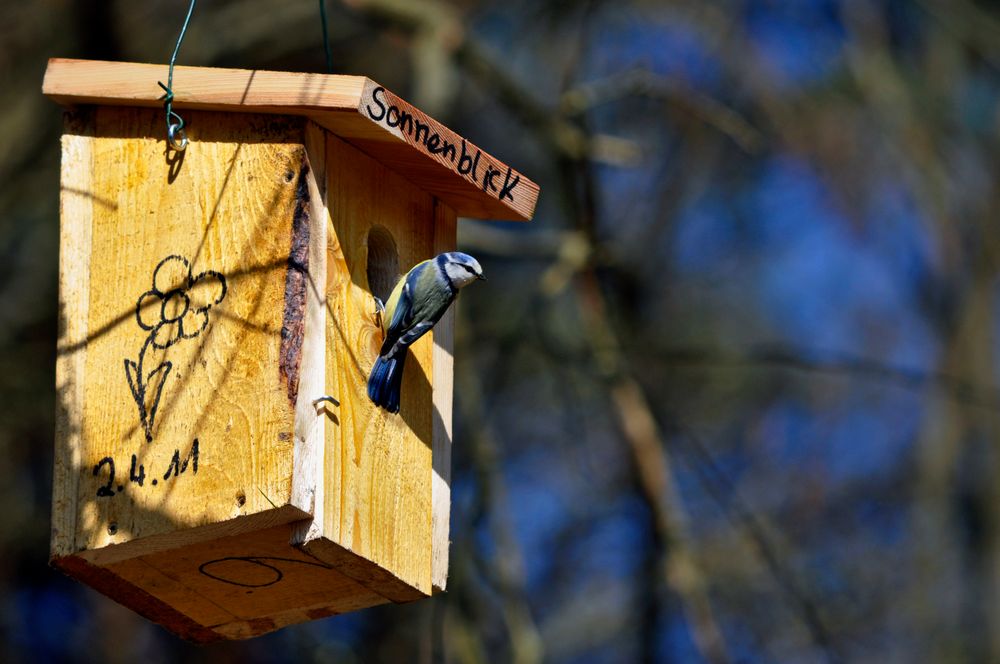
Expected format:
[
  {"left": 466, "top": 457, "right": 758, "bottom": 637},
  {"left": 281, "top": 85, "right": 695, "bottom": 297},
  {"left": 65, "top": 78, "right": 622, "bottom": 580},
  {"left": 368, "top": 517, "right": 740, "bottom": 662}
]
[
  {"left": 53, "top": 554, "right": 223, "bottom": 644},
  {"left": 55, "top": 522, "right": 390, "bottom": 642}
]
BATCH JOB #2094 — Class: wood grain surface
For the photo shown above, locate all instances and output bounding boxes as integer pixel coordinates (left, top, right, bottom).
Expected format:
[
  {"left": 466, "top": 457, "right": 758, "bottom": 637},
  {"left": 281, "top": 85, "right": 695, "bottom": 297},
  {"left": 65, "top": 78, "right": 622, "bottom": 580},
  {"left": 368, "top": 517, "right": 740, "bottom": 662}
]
[
  {"left": 431, "top": 202, "right": 456, "bottom": 593},
  {"left": 63, "top": 108, "right": 304, "bottom": 557},
  {"left": 300, "top": 131, "right": 434, "bottom": 599},
  {"left": 43, "top": 58, "right": 538, "bottom": 222}
]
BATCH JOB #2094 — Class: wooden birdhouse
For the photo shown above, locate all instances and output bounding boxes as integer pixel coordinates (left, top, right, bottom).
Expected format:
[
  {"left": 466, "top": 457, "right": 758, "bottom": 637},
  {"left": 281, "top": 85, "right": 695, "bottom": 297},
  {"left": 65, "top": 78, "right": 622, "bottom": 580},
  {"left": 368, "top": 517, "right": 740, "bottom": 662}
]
[{"left": 43, "top": 58, "right": 537, "bottom": 642}]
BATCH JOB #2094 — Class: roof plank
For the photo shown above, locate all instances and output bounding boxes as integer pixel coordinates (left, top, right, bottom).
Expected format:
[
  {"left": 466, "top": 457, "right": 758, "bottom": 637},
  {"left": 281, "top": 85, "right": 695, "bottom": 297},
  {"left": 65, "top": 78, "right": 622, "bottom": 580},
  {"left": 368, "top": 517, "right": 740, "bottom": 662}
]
[{"left": 43, "top": 58, "right": 537, "bottom": 222}]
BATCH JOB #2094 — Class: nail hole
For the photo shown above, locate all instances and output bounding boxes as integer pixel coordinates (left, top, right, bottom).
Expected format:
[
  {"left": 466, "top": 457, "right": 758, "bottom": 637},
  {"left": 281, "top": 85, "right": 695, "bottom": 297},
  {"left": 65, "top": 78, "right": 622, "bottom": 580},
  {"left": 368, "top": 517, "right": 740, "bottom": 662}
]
[
  {"left": 366, "top": 225, "right": 400, "bottom": 305},
  {"left": 107, "top": 522, "right": 118, "bottom": 536},
  {"left": 236, "top": 491, "right": 246, "bottom": 508}
]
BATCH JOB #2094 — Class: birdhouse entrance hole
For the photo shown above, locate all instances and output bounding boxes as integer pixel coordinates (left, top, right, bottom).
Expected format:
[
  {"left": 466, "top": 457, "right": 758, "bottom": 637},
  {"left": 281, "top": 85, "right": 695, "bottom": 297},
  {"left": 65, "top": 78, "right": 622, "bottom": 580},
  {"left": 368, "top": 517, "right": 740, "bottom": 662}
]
[{"left": 366, "top": 225, "right": 400, "bottom": 304}]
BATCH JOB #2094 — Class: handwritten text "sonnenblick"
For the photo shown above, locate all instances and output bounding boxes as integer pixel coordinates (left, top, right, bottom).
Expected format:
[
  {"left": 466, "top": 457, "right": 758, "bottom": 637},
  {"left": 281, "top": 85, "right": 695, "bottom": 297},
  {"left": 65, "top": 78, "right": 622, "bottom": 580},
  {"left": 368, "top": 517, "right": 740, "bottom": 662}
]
[{"left": 366, "top": 86, "right": 521, "bottom": 204}]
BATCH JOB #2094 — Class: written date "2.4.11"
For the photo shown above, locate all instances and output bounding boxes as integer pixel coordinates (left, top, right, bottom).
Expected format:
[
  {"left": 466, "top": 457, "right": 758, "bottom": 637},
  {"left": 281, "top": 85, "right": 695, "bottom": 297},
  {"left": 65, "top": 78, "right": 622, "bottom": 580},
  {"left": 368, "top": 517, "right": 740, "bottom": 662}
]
[{"left": 92, "top": 439, "right": 199, "bottom": 498}]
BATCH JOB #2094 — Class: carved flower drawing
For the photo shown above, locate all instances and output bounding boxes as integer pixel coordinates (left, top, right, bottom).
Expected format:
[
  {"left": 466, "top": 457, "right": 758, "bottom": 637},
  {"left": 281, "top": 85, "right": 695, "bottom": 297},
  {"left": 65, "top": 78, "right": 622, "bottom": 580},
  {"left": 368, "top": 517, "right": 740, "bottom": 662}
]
[{"left": 126, "top": 255, "right": 227, "bottom": 442}]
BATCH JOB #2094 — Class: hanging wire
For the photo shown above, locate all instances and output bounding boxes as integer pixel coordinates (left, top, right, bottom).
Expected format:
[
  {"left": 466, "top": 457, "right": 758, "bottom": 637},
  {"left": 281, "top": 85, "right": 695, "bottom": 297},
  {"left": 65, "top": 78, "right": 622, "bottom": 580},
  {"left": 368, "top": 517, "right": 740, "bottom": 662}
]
[
  {"left": 158, "top": 0, "right": 198, "bottom": 152},
  {"left": 319, "top": 0, "right": 333, "bottom": 73}
]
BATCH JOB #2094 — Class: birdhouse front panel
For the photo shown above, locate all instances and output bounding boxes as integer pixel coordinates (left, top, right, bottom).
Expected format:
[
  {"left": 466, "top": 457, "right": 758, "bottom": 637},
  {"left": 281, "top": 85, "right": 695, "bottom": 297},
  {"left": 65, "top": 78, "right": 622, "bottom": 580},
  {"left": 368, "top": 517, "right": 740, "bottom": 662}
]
[{"left": 56, "top": 107, "right": 312, "bottom": 554}]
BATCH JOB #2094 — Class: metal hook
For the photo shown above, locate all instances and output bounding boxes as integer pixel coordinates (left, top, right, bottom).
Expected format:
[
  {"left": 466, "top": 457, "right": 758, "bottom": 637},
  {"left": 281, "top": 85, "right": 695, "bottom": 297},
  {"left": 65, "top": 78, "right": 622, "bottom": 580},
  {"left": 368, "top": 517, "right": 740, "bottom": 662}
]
[
  {"left": 159, "top": 83, "right": 188, "bottom": 152},
  {"left": 167, "top": 123, "right": 188, "bottom": 152},
  {"left": 313, "top": 395, "right": 341, "bottom": 410},
  {"left": 158, "top": 0, "right": 197, "bottom": 152}
]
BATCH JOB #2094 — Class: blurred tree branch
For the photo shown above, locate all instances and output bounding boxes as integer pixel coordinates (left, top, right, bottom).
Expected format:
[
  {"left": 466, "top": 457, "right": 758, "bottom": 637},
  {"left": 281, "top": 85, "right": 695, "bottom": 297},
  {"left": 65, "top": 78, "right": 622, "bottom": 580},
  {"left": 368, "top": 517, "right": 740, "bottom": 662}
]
[
  {"left": 560, "top": 68, "right": 765, "bottom": 154},
  {"left": 454, "top": 322, "right": 545, "bottom": 664},
  {"left": 916, "top": 0, "right": 1000, "bottom": 71}
]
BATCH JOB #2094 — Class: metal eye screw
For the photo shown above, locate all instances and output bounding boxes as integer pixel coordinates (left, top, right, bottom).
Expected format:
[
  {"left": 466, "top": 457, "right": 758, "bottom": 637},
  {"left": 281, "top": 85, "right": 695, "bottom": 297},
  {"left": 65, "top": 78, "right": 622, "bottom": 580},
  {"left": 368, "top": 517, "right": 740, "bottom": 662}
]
[{"left": 167, "top": 119, "right": 188, "bottom": 152}]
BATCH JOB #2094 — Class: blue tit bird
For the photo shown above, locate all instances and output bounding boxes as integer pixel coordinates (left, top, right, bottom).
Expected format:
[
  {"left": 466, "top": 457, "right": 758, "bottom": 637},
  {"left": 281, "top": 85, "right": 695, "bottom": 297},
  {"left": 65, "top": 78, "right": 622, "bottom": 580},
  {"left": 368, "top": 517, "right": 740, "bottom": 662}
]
[{"left": 368, "top": 252, "right": 484, "bottom": 413}]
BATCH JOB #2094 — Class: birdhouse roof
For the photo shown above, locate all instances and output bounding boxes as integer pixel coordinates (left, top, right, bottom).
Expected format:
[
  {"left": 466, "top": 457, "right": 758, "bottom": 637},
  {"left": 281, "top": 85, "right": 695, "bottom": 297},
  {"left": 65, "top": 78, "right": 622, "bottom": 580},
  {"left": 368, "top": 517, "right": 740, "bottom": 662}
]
[{"left": 43, "top": 58, "right": 538, "bottom": 222}]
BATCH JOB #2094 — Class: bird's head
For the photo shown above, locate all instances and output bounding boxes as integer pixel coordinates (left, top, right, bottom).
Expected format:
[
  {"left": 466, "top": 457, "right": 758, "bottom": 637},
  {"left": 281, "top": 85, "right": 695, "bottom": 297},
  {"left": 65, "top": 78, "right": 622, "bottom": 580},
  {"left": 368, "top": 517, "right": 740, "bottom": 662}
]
[{"left": 441, "top": 252, "right": 485, "bottom": 289}]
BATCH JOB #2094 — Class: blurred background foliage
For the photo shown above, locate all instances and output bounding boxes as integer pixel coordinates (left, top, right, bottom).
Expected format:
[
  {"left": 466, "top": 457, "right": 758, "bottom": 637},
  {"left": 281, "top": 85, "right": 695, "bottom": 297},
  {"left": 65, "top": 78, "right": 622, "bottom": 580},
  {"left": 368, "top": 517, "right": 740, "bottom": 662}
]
[{"left": 3, "top": 0, "right": 1000, "bottom": 661}]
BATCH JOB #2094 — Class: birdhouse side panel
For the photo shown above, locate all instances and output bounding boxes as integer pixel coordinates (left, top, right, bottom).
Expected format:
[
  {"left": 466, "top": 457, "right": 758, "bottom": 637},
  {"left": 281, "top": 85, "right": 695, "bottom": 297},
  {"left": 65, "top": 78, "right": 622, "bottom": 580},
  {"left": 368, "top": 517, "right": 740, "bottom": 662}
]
[
  {"left": 54, "top": 109, "right": 97, "bottom": 559},
  {"left": 430, "top": 200, "right": 456, "bottom": 593},
  {"left": 56, "top": 107, "right": 312, "bottom": 560},
  {"left": 312, "top": 131, "right": 435, "bottom": 597}
]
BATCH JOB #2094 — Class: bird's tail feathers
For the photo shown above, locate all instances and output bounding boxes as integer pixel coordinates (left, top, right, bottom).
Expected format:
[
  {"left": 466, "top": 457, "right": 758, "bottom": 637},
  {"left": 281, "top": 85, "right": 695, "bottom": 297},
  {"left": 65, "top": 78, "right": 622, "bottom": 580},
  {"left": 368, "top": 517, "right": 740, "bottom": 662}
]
[{"left": 367, "top": 353, "right": 406, "bottom": 414}]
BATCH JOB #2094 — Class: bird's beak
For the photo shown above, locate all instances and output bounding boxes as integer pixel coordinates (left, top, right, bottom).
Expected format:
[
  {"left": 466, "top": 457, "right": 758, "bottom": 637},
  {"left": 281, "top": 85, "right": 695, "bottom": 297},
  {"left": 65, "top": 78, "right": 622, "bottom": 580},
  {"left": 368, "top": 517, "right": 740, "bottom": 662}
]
[{"left": 477, "top": 274, "right": 487, "bottom": 281}]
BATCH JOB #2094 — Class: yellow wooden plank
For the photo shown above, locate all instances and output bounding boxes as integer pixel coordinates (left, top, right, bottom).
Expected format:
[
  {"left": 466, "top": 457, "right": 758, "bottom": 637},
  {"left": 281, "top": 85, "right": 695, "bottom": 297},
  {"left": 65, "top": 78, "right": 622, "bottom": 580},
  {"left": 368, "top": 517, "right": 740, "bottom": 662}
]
[
  {"left": 76, "top": 505, "right": 306, "bottom": 568},
  {"left": 42, "top": 58, "right": 538, "bottom": 222},
  {"left": 70, "top": 107, "right": 306, "bottom": 555},
  {"left": 305, "top": 132, "right": 434, "bottom": 597},
  {"left": 42, "top": 58, "right": 363, "bottom": 114},
  {"left": 431, "top": 201, "right": 456, "bottom": 592},
  {"left": 289, "top": 121, "right": 331, "bottom": 518},
  {"left": 53, "top": 109, "right": 96, "bottom": 559},
  {"left": 352, "top": 79, "right": 538, "bottom": 221}
]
